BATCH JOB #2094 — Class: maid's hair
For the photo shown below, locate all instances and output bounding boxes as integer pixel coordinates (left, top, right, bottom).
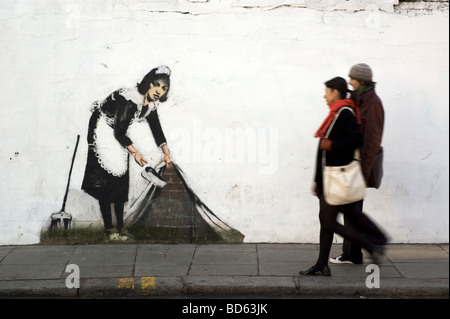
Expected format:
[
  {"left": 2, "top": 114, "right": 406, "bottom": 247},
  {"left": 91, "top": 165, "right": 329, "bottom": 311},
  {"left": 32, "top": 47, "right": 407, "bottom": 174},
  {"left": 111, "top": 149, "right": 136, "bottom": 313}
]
[{"left": 137, "top": 66, "right": 171, "bottom": 102}]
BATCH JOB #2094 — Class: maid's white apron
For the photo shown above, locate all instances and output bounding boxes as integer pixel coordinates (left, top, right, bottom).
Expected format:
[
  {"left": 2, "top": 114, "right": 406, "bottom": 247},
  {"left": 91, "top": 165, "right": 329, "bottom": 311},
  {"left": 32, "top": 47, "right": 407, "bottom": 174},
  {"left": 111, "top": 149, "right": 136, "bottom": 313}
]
[{"left": 94, "top": 115, "right": 129, "bottom": 177}]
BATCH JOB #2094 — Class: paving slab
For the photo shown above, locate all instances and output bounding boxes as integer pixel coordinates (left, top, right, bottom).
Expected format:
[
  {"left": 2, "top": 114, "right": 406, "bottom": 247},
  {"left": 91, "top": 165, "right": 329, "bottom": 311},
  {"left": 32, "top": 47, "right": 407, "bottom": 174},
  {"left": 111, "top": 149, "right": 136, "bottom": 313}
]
[
  {"left": 193, "top": 251, "right": 257, "bottom": 264},
  {"left": 135, "top": 261, "right": 191, "bottom": 276},
  {"left": 75, "top": 265, "right": 135, "bottom": 278},
  {"left": 189, "top": 263, "right": 258, "bottom": 276},
  {"left": 0, "top": 264, "right": 66, "bottom": 280},
  {"left": 394, "top": 262, "right": 449, "bottom": 279},
  {"left": 257, "top": 245, "right": 318, "bottom": 262},
  {"left": 69, "top": 253, "right": 136, "bottom": 267},
  {"left": 1, "top": 250, "right": 73, "bottom": 265},
  {"left": 386, "top": 244, "right": 449, "bottom": 263},
  {"left": 0, "top": 247, "right": 14, "bottom": 260},
  {"left": 136, "top": 249, "right": 194, "bottom": 263}
]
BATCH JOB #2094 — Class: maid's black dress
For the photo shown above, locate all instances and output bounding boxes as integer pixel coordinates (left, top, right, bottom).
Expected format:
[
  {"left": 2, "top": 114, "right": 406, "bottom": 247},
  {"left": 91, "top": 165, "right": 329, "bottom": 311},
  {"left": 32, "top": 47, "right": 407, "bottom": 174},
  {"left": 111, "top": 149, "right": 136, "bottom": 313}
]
[{"left": 81, "top": 87, "right": 166, "bottom": 203}]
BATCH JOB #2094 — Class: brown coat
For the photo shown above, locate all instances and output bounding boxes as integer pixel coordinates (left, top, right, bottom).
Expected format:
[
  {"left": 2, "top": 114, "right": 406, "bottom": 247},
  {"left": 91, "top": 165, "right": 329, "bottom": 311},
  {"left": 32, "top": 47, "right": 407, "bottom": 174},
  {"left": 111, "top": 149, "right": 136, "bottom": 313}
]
[{"left": 358, "top": 88, "right": 384, "bottom": 186}]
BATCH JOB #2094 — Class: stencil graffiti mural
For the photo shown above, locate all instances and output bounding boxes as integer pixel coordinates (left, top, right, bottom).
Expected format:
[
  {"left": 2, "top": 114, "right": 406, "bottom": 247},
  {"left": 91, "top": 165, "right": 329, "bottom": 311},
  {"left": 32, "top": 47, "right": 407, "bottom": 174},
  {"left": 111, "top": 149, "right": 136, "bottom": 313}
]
[
  {"left": 44, "top": 66, "right": 244, "bottom": 243},
  {"left": 81, "top": 65, "right": 173, "bottom": 241}
]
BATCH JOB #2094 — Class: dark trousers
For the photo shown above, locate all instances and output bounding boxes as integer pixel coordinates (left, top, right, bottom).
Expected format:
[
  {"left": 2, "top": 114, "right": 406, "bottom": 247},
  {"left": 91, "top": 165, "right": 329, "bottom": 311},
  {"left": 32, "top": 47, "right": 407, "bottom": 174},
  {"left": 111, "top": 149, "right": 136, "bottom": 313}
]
[
  {"left": 342, "top": 201, "right": 364, "bottom": 262},
  {"left": 99, "top": 201, "right": 125, "bottom": 233},
  {"left": 315, "top": 195, "right": 387, "bottom": 268}
]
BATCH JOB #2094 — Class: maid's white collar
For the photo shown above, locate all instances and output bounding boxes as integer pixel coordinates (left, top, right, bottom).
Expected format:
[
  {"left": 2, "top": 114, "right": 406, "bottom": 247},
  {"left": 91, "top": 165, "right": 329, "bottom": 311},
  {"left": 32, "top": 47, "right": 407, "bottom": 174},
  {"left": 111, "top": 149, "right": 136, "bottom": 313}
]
[{"left": 118, "top": 86, "right": 159, "bottom": 113}]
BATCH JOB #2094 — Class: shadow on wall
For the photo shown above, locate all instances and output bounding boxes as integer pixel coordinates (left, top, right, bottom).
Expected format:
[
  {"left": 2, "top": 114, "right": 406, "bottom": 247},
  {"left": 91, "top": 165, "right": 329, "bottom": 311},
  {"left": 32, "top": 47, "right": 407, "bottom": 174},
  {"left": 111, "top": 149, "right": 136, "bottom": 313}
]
[{"left": 40, "top": 164, "right": 245, "bottom": 245}]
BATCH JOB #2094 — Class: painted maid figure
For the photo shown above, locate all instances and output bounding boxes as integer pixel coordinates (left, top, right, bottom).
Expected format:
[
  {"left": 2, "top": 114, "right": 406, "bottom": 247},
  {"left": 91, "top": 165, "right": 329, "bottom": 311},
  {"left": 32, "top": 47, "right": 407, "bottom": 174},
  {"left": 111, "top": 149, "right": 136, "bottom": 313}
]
[{"left": 81, "top": 65, "right": 173, "bottom": 240}]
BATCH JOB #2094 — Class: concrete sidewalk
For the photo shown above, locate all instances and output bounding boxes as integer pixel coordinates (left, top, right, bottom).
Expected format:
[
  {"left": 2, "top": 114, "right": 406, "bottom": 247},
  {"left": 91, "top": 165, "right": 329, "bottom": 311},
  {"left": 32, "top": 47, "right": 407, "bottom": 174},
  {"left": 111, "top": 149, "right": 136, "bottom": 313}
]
[{"left": 0, "top": 243, "right": 448, "bottom": 298}]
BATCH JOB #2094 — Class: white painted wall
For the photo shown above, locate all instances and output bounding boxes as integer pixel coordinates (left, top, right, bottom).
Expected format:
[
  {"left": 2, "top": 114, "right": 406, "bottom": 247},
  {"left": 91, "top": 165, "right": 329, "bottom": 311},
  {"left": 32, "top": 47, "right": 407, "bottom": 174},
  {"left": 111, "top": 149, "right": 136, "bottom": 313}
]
[{"left": 0, "top": 0, "right": 448, "bottom": 245}]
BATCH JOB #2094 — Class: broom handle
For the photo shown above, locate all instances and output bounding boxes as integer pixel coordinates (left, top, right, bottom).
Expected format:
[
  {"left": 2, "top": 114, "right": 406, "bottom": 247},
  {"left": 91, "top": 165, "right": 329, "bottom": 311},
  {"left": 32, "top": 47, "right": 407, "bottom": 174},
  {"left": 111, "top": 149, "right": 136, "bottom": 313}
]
[{"left": 61, "top": 134, "right": 80, "bottom": 211}]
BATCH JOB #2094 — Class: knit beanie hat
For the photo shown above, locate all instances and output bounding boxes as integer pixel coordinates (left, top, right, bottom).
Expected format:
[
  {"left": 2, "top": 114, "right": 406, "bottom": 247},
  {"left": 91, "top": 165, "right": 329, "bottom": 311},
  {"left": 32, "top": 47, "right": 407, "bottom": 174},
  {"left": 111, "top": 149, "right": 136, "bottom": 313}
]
[{"left": 349, "top": 63, "right": 373, "bottom": 82}]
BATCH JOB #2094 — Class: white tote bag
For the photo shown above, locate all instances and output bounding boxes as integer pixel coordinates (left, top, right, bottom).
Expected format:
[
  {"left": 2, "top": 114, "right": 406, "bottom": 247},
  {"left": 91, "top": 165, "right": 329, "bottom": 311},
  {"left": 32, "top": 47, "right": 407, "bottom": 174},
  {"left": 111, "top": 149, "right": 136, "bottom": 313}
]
[{"left": 322, "top": 107, "right": 366, "bottom": 206}]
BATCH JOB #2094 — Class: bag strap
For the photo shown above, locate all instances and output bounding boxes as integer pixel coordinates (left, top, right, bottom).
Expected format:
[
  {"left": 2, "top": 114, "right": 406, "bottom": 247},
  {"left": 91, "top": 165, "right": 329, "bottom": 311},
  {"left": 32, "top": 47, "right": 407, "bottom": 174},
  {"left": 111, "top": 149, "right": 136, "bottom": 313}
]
[
  {"left": 324, "top": 107, "right": 352, "bottom": 138},
  {"left": 321, "top": 107, "right": 360, "bottom": 167}
]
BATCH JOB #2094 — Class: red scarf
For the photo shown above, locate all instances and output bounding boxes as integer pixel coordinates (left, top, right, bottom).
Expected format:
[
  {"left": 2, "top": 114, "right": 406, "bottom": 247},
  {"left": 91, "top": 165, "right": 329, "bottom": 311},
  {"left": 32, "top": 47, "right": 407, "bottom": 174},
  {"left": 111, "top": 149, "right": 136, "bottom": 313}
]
[{"left": 314, "top": 99, "right": 361, "bottom": 138}]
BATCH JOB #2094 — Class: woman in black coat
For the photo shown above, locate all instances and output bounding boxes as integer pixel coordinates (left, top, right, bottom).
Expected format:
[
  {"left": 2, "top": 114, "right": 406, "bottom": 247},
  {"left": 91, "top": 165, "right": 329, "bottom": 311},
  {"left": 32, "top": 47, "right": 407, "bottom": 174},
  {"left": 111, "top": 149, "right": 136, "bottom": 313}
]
[
  {"left": 300, "top": 77, "right": 387, "bottom": 276},
  {"left": 81, "top": 66, "right": 173, "bottom": 239}
]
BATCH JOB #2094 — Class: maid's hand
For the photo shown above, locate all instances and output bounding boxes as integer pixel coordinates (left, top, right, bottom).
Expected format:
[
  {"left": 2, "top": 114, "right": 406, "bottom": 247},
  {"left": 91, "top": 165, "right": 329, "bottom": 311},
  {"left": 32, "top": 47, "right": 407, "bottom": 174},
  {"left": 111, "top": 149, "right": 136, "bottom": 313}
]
[
  {"left": 133, "top": 151, "right": 147, "bottom": 167},
  {"left": 164, "top": 154, "right": 173, "bottom": 168}
]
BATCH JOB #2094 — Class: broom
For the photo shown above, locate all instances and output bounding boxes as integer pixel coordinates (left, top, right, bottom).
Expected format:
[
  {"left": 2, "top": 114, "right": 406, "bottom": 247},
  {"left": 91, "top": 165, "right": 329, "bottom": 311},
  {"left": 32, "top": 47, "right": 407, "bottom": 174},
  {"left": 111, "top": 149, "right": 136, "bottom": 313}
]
[{"left": 50, "top": 134, "right": 80, "bottom": 231}]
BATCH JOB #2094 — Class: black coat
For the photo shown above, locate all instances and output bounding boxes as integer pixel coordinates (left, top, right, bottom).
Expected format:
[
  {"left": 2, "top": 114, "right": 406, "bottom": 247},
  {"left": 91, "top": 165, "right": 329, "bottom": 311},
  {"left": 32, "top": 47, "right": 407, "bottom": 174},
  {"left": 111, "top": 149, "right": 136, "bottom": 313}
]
[{"left": 314, "top": 108, "right": 364, "bottom": 196}]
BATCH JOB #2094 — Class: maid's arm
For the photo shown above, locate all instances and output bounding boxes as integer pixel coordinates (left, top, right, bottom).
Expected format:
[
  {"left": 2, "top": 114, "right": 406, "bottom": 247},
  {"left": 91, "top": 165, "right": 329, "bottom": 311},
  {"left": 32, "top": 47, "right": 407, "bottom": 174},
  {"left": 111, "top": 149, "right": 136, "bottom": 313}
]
[
  {"left": 147, "top": 110, "right": 172, "bottom": 166},
  {"left": 114, "top": 97, "right": 148, "bottom": 167}
]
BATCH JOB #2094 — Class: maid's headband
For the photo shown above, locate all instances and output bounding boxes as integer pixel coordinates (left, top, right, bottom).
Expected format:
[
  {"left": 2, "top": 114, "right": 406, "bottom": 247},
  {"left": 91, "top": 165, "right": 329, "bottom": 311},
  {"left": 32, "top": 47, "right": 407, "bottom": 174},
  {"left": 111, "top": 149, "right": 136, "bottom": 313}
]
[{"left": 155, "top": 65, "right": 171, "bottom": 76}]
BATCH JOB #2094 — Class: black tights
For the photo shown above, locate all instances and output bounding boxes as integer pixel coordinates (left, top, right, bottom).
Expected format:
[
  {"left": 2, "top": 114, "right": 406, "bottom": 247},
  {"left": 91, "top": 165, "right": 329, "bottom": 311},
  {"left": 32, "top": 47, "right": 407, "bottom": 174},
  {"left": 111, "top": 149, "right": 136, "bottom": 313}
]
[
  {"left": 99, "top": 201, "right": 125, "bottom": 233},
  {"left": 315, "top": 195, "right": 387, "bottom": 268}
]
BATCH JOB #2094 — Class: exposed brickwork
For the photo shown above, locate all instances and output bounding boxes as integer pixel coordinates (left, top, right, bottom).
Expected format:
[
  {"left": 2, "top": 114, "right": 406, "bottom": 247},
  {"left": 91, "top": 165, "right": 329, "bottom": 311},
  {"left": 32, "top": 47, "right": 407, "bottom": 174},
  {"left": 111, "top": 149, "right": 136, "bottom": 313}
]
[{"left": 130, "top": 166, "right": 221, "bottom": 243}]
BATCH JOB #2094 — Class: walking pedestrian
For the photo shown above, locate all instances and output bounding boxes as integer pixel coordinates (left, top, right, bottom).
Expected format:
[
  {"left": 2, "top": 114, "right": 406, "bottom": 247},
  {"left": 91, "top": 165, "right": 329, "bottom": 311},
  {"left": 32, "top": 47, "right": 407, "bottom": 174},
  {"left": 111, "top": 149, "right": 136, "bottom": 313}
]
[
  {"left": 300, "top": 77, "right": 387, "bottom": 276},
  {"left": 81, "top": 65, "right": 173, "bottom": 240},
  {"left": 330, "top": 63, "right": 386, "bottom": 265}
]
